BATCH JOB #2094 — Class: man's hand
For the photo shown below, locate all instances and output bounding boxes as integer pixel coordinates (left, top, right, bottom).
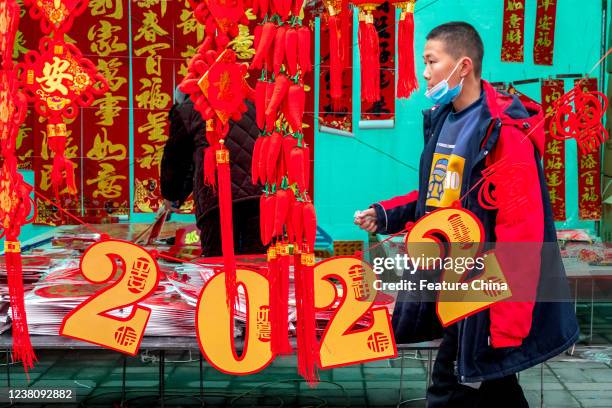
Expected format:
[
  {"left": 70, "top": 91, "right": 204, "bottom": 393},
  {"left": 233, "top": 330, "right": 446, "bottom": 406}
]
[
  {"left": 354, "top": 208, "right": 378, "bottom": 233},
  {"left": 163, "top": 199, "right": 181, "bottom": 213}
]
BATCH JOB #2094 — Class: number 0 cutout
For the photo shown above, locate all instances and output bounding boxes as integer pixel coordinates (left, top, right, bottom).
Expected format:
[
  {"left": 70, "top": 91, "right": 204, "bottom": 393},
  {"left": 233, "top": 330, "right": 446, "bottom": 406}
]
[
  {"left": 196, "top": 269, "right": 273, "bottom": 375},
  {"left": 314, "top": 257, "right": 397, "bottom": 369},
  {"left": 60, "top": 240, "right": 160, "bottom": 355}
]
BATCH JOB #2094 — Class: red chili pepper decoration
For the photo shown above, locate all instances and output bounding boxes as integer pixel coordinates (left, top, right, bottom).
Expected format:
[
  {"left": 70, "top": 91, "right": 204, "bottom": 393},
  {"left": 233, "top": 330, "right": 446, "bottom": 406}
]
[
  {"left": 266, "top": 131, "right": 283, "bottom": 184},
  {"left": 288, "top": 145, "right": 305, "bottom": 190},
  {"left": 303, "top": 143, "right": 311, "bottom": 191},
  {"left": 258, "top": 134, "right": 271, "bottom": 183},
  {"left": 251, "top": 137, "right": 263, "bottom": 184},
  {"left": 265, "top": 74, "right": 290, "bottom": 131},
  {"left": 255, "top": 79, "right": 267, "bottom": 129},
  {"left": 273, "top": 26, "right": 288, "bottom": 76},
  {"left": 259, "top": 0, "right": 269, "bottom": 19},
  {"left": 276, "top": 0, "right": 291, "bottom": 20},
  {"left": 285, "top": 189, "right": 296, "bottom": 239},
  {"left": 266, "top": 192, "right": 278, "bottom": 244},
  {"left": 274, "top": 188, "right": 290, "bottom": 236},
  {"left": 284, "top": 28, "right": 298, "bottom": 76},
  {"left": 297, "top": 26, "right": 311, "bottom": 74},
  {"left": 251, "top": 22, "right": 277, "bottom": 70},
  {"left": 302, "top": 202, "right": 317, "bottom": 250},
  {"left": 282, "top": 134, "right": 298, "bottom": 168},
  {"left": 254, "top": 24, "right": 263, "bottom": 53},
  {"left": 292, "top": 200, "right": 305, "bottom": 244},
  {"left": 291, "top": 0, "right": 304, "bottom": 17},
  {"left": 286, "top": 83, "right": 305, "bottom": 133},
  {"left": 260, "top": 193, "right": 268, "bottom": 243}
]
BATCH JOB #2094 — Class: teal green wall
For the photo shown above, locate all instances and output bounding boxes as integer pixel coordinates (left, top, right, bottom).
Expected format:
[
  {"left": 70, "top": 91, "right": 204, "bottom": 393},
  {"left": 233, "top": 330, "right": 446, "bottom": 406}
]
[
  {"left": 7, "top": 0, "right": 609, "bottom": 246},
  {"left": 314, "top": 0, "right": 609, "bottom": 241}
]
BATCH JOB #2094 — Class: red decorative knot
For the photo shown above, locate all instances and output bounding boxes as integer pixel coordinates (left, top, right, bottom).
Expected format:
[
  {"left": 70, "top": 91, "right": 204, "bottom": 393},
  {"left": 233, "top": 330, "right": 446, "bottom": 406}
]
[
  {"left": 477, "top": 157, "right": 531, "bottom": 220},
  {"left": 550, "top": 82, "right": 608, "bottom": 155}
]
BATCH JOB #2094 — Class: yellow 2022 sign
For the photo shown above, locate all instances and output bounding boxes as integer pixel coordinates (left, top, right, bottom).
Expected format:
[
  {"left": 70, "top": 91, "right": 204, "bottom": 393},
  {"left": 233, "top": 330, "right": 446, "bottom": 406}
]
[
  {"left": 405, "top": 207, "right": 511, "bottom": 326},
  {"left": 61, "top": 241, "right": 396, "bottom": 374}
]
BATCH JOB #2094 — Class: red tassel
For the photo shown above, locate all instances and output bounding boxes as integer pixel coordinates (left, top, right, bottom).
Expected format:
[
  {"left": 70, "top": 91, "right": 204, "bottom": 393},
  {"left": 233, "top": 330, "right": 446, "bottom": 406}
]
[
  {"left": 47, "top": 122, "right": 77, "bottom": 196},
  {"left": 328, "top": 14, "right": 343, "bottom": 107},
  {"left": 397, "top": 3, "right": 418, "bottom": 99},
  {"left": 204, "top": 147, "right": 217, "bottom": 189},
  {"left": 5, "top": 240, "right": 36, "bottom": 373},
  {"left": 270, "top": 243, "right": 292, "bottom": 355},
  {"left": 295, "top": 249, "right": 318, "bottom": 385},
  {"left": 358, "top": 10, "right": 381, "bottom": 103},
  {"left": 215, "top": 143, "right": 238, "bottom": 317}
]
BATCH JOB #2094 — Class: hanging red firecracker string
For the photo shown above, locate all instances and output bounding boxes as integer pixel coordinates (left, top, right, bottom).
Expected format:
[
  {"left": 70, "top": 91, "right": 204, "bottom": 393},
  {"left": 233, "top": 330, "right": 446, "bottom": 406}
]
[
  {"left": 393, "top": 0, "right": 418, "bottom": 99},
  {"left": 352, "top": 0, "right": 382, "bottom": 103},
  {"left": 549, "top": 79, "right": 609, "bottom": 155},
  {"left": 16, "top": 37, "right": 108, "bottom": 196}
]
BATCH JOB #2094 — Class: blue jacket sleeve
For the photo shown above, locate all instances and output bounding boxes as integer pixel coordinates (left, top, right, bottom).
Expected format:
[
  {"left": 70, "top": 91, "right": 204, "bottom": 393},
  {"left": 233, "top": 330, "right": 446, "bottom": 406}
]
[{"left": 371, "top": 190, "right": 419, "bottom": 234}]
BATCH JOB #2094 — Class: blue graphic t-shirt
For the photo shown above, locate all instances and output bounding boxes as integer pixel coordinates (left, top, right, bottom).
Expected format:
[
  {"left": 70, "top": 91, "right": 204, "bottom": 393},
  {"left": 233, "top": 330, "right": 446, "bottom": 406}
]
[{"left": 426, "top": 92, "right": 485, "bottom": 210}]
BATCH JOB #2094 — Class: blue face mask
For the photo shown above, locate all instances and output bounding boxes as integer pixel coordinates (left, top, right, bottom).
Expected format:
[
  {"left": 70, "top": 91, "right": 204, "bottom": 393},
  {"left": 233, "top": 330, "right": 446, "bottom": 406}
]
[{"left": 425, "top": 61, "right": 464, "bottom": 105}]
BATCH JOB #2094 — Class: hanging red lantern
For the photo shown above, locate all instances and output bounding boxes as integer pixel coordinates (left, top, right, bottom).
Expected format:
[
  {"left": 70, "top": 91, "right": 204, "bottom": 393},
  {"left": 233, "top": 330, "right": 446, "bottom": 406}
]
[
  {"left": 16, "top": 37, "right": 108, "bottom": 196},
  {"left": 23, "top": 0, "right": 89, "bottom": 35},
  {"left": 393, "top": 0, "right": 418, "bottom": 98},
  {"left": 351, "top": 0, "right": 383, "bottom": 103}
]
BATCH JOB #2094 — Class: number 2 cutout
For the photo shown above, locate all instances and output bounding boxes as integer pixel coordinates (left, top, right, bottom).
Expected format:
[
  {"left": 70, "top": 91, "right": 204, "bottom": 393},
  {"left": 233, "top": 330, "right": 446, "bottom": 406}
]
[
  {"left": 405, "top": 207, "right": 511, "bottom": 326},
  {"left": 315, "top": 257, "right": 397, "bottom": 368},
  {"left": 60, "top": 240, "right": 160, "bottom": 355}
]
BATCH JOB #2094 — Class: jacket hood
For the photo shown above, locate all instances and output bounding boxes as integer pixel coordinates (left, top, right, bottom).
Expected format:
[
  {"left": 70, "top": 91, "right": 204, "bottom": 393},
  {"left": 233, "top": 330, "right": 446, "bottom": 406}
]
[{"left": 482, "top": 80, "right": 545, "bottom": 156}]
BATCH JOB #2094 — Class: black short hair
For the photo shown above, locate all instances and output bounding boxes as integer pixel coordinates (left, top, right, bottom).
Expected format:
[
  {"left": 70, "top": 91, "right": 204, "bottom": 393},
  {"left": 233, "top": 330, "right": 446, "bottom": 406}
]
[{"left": 426, "top": 22, "right": 484, "bottom": 77}]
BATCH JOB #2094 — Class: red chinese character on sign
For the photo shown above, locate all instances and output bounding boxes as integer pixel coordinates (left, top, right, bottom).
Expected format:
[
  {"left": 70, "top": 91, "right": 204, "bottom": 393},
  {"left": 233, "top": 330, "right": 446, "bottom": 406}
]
[
  {"left": 367, "top": 332, "right": 390, "bottom": 353},
  {"left": 114, "top": 325, "right": 137, "bottom": 346},
  {"left": 348, "top": 265, "right": 370, "bottom": 301},
  {"left": 256, "top": 306, "right": 271, "bottom": 342},
  {"left": 127, "top": 257, "right": 152, "bottom": 294}
]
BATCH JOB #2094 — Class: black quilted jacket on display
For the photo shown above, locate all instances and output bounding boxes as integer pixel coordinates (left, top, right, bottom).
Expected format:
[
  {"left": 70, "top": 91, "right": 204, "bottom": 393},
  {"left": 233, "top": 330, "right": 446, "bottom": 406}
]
[{"left": 160, "top": 97, "right": 262, "bottom": 233}]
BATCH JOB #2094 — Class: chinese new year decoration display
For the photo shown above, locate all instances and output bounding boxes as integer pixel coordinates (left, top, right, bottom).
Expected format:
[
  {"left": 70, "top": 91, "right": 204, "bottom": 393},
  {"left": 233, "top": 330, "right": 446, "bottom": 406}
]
[{"left": 17, "top": 37, "right": 108, "bottom": 196}]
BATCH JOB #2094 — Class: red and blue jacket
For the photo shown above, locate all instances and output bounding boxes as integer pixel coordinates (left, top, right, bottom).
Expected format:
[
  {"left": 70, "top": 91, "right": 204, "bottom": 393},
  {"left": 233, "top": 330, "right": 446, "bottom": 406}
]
[{"left": 372, "top": 81, "right": 579, "bottom": 382}]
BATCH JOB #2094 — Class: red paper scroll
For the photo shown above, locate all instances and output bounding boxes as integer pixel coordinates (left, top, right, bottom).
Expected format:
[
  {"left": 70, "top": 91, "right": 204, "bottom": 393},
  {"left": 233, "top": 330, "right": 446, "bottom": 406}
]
[
  {"left": 319, "top": 4, "right": 353, "bottom": 133},
  {"left": 541, "top": 79, "right": 566, "bottom": 221},
  {"left": 132, "top": 0, "right": 174, "bottom": 213},
  {"left": 533, "top": 0, "right": 557, "bottom": 65},
  {"left": 360, "top": 1, "right": 395, "bottom": 121},
  {"left": 576, "top": 78, "right": 602, "bottom": 220},
  {"left": 74, "top": 0, "right": 130, "bottom": 220},
  {"left": 501, "top": 0, "right": 525, "bottom": 62}
]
